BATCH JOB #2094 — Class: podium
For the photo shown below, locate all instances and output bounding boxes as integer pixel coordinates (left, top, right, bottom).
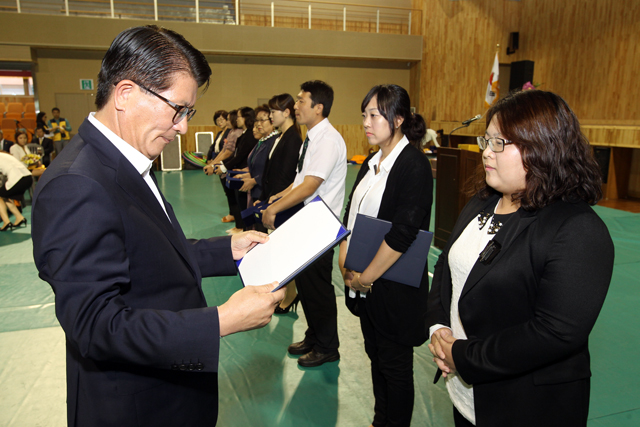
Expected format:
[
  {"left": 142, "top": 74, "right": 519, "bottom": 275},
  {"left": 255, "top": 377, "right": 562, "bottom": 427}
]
[{"left": 434, "top": 147, "right": 482, "bottom": 249}]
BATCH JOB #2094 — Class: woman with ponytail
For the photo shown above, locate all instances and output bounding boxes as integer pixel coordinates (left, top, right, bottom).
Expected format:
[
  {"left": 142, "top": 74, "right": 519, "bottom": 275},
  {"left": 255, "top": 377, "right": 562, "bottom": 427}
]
[
  {"left": 255, "top": 93, "right": 303, "bottom": 314},
  {"left": 339, "top": 84, "right": 433, "bottom": 427}
]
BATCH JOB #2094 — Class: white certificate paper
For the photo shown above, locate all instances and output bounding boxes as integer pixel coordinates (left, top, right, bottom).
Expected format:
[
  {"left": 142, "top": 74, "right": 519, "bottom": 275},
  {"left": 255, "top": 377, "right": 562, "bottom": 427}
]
[{"left": 237, "top": 197, "right": 349, "bottom": 290}]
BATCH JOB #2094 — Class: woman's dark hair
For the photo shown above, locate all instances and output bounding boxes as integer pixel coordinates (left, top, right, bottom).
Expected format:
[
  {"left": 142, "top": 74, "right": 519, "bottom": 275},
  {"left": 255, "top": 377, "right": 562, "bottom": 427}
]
[
  {"left": 36, "top": 112, "right": 47, "bottom": 126},
  {"left": 227, "top": 109, "right": 238, "bottom": 129},
  {"left": 361, "top": 84, "right": 426, "bottom": 147},
  {"left": 237, "top": 106, "right": 255, "bottom": 130},
  {"left": 300, "top": 80, "right": 333, "bottom": 118},
  {"left": 269, "top": 93, "right": 300, "bottom": 136},
  {"left": 213, "top": 110, "right": 227, "bottom": 123},
  {"left": 470, "top": 90, "right": 603, "bottom": 209},
  {"left": 96, "top": 25, "right": 212, "bottom": 109},
  {"left": 14, "top": 130, "right": 28, "bottom": 143}
]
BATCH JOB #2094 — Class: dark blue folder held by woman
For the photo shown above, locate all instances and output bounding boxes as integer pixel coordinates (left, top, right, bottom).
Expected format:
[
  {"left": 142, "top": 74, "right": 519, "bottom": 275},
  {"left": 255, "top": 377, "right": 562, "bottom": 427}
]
[{"left": 345, "top": 213, "right": 432, "bottom": 288}]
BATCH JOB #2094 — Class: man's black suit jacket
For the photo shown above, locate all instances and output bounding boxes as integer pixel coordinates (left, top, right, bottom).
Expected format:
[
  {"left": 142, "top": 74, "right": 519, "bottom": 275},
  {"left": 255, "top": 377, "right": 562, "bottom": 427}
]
[
  {"left": 427, "top": 193, "right": 614, "bottom": 426},
  {"left": 0, "top": 138, "right": 14, "bottom": 153},
  {"left": 32, "top": 119, "right": 237, "bottom": 427}
]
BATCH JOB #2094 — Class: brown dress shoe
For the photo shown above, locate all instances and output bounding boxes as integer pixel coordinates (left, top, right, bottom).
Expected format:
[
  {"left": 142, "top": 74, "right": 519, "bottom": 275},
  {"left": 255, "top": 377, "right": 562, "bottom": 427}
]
[
  {"left": 297, "top": 349, "right": 340, "bottom": 367},
  {"left": 287, "top": 340, "right": 313, "bottom": 355}
]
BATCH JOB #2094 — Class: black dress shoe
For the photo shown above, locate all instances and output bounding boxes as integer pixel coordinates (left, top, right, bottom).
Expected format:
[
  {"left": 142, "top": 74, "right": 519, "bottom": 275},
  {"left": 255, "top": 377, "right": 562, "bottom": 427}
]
[
  {"left": 287, "top": 340, "right": 313, "bottom": 355},
  {"left": 297, "top": 349, "right": 340, "bottom": 368}
]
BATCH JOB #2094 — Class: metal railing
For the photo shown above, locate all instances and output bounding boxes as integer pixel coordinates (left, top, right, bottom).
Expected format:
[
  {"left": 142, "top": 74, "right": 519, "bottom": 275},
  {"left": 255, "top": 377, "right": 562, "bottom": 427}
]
[{"left": 1, "top": 0, "right": 420, "bottom": 35}]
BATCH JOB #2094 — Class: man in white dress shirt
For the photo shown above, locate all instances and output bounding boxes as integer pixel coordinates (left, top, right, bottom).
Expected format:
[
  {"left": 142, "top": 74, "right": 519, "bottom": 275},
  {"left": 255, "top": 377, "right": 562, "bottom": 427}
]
[{"left": 263, "top": 80, "right": 347, "bottom": 367}]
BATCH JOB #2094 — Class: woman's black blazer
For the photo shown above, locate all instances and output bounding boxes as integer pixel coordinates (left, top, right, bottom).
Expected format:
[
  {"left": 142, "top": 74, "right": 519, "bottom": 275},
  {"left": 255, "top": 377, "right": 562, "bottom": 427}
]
[
  {"left": 426, "top": 193, "right": 614, "bottom": 426},
  {"left": 222, "top": 130, "right": 258, "bottom": 171},
  {"left": 260, "top": 126, "right": 303, "bottom": 201},
  {"left": 343, "top": 144, "right": 433, "bottom": 347}
]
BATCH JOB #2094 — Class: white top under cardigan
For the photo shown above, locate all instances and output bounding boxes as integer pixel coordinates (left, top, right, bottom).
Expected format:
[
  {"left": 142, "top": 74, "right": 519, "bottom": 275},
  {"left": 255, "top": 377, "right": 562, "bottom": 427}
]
[{"left": 345, "top": 136, "right": 410, "bottom": 299}]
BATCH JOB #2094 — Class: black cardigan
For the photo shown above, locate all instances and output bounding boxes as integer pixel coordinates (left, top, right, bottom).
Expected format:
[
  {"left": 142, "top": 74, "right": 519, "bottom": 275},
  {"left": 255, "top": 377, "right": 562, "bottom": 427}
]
[
  {"left": 260, "top": 126, "right": 303, "bottom": 201},
  {"left": 222, "top": 130, "right": 258, "bottom": 171},
  {"left": 343, "top": 143, "right": 433, "bottom": 346}
]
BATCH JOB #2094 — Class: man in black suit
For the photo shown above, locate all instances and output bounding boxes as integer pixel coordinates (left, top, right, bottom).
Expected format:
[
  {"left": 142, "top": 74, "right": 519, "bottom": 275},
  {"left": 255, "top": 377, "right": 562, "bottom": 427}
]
[
  {"left": 31, "top": 25, "right": 285, "bottom": 427},
  {"left": 0, "top": 130, "right": 13, "bottom": 152},
  {"left": 33, "top": 126, "right": 54, "bottom": 166}
]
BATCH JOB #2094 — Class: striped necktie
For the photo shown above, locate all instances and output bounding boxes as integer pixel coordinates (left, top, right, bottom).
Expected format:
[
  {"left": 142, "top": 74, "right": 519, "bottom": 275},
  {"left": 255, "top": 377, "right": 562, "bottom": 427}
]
[{"left": 297, "top": 136, "right": 309, "bottom": 173}]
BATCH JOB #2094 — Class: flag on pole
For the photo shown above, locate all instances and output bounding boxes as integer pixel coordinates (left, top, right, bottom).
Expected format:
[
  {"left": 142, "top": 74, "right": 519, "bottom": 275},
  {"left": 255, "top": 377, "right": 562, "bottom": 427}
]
[{"left": 484, "top": 52, "right": 500, "bottom": 108}]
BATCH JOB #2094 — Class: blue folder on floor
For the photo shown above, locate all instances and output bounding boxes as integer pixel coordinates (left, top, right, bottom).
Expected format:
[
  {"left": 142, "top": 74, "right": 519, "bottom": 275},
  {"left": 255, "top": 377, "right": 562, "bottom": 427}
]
[
  {"left": 241, "top": 198, "right": 303, "bottom": 228},
  {"left": 345, "top": 213, "right": 433, "bottom": 288},
  {"left": 236, "top": 196, "right": 349, "bottom": 291}
]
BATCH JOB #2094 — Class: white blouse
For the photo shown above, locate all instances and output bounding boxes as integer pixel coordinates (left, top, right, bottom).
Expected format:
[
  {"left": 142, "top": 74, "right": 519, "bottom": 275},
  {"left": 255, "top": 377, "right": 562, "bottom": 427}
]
[
  {"left": 429, "top": 202, "right": 509, "bottom": 426},
  {"left": 345, "top": 136, "right": 410, "bottom": 298}
]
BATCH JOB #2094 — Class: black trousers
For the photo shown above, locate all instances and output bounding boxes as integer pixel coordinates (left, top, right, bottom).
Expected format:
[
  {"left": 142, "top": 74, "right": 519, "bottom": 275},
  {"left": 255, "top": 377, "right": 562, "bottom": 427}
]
[
  {"left": 219, "top": 175, "right": 237, "bottom": 216},
  {"left": 296, "top": 248, "right": 338, "bottom": 353},
  {"left": 233, "top": 189, "right": 247, "bottom": 230},
  {"left": 359, "top": 300, "right": 415, "bottom": 427}
]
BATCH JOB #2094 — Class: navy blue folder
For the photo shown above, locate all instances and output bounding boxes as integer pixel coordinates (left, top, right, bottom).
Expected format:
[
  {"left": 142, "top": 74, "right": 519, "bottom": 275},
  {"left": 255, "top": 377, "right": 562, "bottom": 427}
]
[
  {"left": 225, "top": 176, "right": 243, "bottom": 190},
  {"left": 344, "top": 213, "right": 433, "bottom": 288},
  {"left": 240, "top": 198, "right": 304, "bottom": 228}
]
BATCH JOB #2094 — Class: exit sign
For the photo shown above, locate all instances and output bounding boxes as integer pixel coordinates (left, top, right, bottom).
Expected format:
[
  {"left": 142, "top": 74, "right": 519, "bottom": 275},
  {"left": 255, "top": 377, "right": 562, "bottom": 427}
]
[{"left": 80, "top": 79, "right": 94, "bottom": 90}]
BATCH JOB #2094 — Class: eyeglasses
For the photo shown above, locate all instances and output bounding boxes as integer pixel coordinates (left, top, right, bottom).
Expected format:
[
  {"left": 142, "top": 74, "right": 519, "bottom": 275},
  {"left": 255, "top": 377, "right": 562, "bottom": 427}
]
[
  {"left": 255, "top": 118, "right": 271, "bottom": 123},
  {"left": 135, "top": 82, "right": 196, "bottom": 124},
  {"left": 477, "top": 136, "right": 514, "bottom": 153}
]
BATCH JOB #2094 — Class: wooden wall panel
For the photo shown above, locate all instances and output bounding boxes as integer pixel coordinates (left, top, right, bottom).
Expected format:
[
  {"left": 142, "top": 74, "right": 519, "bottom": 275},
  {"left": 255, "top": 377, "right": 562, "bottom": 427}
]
[{"left": 413, "top": 0, "right": 640, "bottom": 125}]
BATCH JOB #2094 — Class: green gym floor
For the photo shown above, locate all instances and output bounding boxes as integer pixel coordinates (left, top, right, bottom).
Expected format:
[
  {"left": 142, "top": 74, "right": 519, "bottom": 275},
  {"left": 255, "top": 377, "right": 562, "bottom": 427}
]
[{"left": 1, "top": 166, "right": 639, "bottom": 426}]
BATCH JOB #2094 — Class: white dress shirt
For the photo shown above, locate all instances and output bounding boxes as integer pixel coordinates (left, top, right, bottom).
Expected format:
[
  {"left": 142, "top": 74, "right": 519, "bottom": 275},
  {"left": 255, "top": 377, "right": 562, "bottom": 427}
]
[
  {"left": 292, "top": 118, "right": 347, "bottom": 216},
  {"left": 88, "top": 113, "right": 170, "bottom": 222}
]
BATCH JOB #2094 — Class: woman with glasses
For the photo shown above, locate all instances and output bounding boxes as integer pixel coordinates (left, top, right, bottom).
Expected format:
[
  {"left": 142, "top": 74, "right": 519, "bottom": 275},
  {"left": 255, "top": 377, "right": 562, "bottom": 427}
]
[
  {"left": 236, "top": 105, "right": 280, "bottom": 227},
  {"left": 426, "top": 90, "right": 614, "bottom": 427}
]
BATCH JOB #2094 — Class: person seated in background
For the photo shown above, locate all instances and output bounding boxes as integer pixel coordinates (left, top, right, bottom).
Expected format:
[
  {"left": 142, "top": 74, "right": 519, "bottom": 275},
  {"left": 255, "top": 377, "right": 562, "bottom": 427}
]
[
  {"left": 33, "top": 126, "right": 54, "bottom": 166},
  {"left": 10, "top": 130, "right": 32, "bottom": 162},
  {"left": 0, "top": 130, "right": 13, "bottom": 153},
  {"left": 0, "top": 152, "right": 33, "bottom": 231},
  {"left": 427, "top": 90, "right": 614, "bottom": 427}
]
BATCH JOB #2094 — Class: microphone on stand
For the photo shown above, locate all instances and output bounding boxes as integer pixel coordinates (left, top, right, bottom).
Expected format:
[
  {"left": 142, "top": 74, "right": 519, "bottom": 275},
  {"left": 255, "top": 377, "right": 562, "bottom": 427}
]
[{"left": 462, "top": 114, "right": 482, "bottom": 126}]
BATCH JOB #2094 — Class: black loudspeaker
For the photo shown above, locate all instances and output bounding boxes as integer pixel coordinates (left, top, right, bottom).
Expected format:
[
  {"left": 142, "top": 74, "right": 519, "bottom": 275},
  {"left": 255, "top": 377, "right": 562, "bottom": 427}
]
[
  {"left": 507, "top": 32, "right": 519, "bottom": 55},
  {"left": 509, "top": 60, "right": 534, "bottom": 92}
]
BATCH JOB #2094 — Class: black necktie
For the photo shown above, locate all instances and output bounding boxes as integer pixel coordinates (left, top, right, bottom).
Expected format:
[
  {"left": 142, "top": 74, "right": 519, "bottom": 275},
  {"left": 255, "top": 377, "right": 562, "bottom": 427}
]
[{"left": 297, "top": 136, "right": 309, "bottom": 173}]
